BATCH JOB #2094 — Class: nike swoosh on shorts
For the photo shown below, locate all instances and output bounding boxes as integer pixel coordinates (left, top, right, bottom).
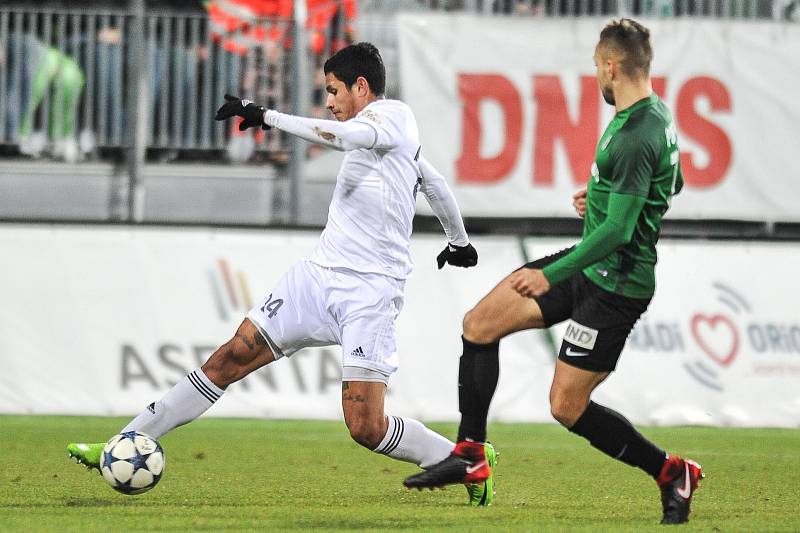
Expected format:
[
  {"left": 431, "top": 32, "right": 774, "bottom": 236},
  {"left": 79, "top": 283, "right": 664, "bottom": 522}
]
[{"left": 565, "top": 347, "right": 590, "bottom": 357}]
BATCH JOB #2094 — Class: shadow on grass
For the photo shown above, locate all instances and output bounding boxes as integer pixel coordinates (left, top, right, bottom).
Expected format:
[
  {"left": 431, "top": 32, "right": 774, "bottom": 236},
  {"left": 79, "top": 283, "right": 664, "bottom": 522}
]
[
  {"left": 288, "top": 517, "right": 457, "bottom": 530},
  {"left": 64, "top": 498, "right": 144, "bottom": 508},
  {"left": 0, "top": 499, "right": 137, "bottom": 509}
]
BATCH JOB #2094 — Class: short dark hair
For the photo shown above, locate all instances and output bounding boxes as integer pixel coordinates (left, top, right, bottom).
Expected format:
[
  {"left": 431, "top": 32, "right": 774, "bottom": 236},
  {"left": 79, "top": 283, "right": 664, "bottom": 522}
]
[
  {"left": 323, "top": 42, "right": 386, "bottom": 96},
  {"left": 599, "top": 18, "right": 652, "bottom": 78}
]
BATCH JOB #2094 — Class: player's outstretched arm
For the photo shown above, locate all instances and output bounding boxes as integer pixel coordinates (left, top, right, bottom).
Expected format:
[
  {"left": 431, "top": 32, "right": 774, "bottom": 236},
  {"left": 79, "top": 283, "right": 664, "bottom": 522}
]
[
  {"left": 418, "top": 156, "right": 477, "bottom": 270},
  {"left": 214, "top": 95, "right": 376, "bottom": 151},
  {"left": 263, "top": 110, "right": 377, "bottom": 151}
]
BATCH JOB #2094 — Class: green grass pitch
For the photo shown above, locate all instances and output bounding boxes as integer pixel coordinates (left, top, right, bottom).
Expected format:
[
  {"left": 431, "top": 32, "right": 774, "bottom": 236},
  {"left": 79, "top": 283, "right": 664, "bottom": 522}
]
[{"left": 1, "top": 415, "right": 798, "bottom": 532}]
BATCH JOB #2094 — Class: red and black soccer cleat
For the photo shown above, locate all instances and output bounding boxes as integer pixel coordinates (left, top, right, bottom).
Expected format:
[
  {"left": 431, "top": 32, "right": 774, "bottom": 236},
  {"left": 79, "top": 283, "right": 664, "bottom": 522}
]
[
  {"left": 657, "top": 455, "right": 705, "bottom": 524},
  {"left": 403, "top": 441, "right": 490, "bottom": 489}
]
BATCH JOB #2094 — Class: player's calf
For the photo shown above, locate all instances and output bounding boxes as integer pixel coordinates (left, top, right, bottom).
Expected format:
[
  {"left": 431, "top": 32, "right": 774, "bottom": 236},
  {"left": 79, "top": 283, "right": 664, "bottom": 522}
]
[
  {"left": 345, "top": 416, "right": 387, "bottom": 449},
  {"left": 550, "top": 395, "right": 590, "bottom": 428}
]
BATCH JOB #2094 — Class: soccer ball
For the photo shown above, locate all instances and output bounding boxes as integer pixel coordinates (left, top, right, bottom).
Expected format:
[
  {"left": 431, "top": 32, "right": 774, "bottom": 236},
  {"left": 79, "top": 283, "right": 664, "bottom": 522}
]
[{"left": 100, "top": 431, "right": 165, "bottom": 495}]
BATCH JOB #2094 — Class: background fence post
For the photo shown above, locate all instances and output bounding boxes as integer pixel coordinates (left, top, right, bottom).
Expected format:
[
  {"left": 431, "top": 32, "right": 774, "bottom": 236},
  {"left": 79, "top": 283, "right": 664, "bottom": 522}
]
[
  {"left": 126, "top": 0, "right": 148, "bottom": 222},
  {"left": 287, "top": 1, "right": 309, "bottom": 225}
]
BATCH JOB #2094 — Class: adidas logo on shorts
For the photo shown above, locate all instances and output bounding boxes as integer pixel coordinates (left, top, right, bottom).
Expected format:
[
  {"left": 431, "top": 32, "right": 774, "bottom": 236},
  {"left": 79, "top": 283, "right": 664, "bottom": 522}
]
[{"left": 350, "top": 346, "right": 366, "bottom": 358}]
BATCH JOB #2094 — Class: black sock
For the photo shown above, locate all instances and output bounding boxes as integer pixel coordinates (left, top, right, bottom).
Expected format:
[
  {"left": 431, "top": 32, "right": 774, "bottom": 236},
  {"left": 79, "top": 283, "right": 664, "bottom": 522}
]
[
  {"left": 569, "top": 401, "right": 667, "bottom": 478},
  {"left": 457, "top": 336, "right": 499, "bottom": 443}
]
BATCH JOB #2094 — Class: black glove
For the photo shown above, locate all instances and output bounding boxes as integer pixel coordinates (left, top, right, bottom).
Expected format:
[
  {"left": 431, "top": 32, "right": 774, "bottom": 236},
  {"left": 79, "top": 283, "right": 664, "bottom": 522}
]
[
  {"left": 437, "top": 243, "right": 478, "bottom": 269},
  {"left": 214, "top": 94, "right": 270, "bottom": 131}
]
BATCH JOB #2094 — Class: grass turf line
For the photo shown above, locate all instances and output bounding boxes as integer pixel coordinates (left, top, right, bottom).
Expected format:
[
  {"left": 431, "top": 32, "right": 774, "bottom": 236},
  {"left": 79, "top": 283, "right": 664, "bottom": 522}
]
[{"left": 0, "top": 415, "right": 798, "bottom": 532}]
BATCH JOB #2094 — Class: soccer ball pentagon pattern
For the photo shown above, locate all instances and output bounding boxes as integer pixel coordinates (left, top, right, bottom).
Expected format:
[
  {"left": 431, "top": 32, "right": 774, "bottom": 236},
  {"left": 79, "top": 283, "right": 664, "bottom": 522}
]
[{"left": 100, "top": 431, "right": 165, "bottom": 495}]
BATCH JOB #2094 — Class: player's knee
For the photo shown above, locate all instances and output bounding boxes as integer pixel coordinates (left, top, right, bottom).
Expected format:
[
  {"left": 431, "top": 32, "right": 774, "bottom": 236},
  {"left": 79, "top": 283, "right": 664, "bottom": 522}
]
[
  {"left": 463, "top": 306, "right": 498, "bottom": 344},
  {"left": 549, "top": 391, "right": 583, "bottom": 428},
  {"left": 345, "top": 417, "right": 384, "bottom": 449}
]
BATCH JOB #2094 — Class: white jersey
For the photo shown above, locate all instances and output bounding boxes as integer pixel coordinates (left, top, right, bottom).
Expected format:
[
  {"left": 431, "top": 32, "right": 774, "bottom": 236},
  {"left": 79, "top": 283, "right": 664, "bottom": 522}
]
[
  {"left": 253, "top": 96, "right": 470, "bottom": 380},
  {"left": 310, "top": 99, "right": 421, "bottom": 279}
]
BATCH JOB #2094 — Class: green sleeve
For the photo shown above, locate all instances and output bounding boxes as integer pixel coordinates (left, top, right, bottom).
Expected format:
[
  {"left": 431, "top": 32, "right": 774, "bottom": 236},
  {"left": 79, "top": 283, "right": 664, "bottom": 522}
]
[
  {"left": 542, "top": 193, "right": 646, "bottom": 285},
  {"left": 611, "top": 128, "right": 658, "bottom": 197}
]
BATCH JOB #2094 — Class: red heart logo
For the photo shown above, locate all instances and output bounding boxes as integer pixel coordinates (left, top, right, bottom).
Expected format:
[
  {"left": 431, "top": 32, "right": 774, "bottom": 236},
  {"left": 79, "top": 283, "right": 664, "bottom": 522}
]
[{"left": 691, "top": 314, "right": 739, "bottom": 367}]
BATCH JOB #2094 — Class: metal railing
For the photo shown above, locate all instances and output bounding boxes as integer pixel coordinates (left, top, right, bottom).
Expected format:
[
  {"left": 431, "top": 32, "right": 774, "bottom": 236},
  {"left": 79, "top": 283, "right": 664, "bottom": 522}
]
[
  {"left": 0, "top": 1, "right": 790, "bottom": 161},
  {"left": 360, "top": 0, "right": 784, "bottom": 18},
  {"left": 1, "top": 1, "right": 795, "bottom": 228},
  {"left": 0, "top": 7, "right": 297, "bottom": 162}
]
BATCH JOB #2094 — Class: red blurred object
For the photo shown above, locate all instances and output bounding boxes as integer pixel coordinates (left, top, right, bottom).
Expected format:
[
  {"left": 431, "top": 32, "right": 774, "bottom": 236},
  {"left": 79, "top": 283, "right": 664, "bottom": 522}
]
[{"left": 207, "top": 0, "right": 356, "bottom": 55}]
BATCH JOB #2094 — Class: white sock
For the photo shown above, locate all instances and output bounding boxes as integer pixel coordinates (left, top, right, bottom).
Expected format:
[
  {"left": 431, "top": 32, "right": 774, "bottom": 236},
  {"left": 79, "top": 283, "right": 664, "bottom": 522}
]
[
  {"left": 373, "top": 415, "right": 454, "bottom": 469},
  {"left": 121, "top": 369, "right": 224, "bottom": 440}
]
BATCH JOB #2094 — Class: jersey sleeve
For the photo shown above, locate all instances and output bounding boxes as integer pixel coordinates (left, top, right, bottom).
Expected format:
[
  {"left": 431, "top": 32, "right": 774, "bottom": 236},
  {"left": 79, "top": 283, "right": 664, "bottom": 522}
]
[
  {"left": 541, "top": 192, "right": 646, "bottom": 285},
  {"left": 610, "top": 128, "right": 660, "bottom": 197},
  {"left": 263, "top": 110, "right": 376, "bottom": 151},
  {"left": 674, "top": 161, "right": 685, "bottom": 196},
  {"left": 351, "top": 104, "right": 406, "bottom": 150},
  {"left": 418, "top": 155, "right": 469, "bottom": 247}
]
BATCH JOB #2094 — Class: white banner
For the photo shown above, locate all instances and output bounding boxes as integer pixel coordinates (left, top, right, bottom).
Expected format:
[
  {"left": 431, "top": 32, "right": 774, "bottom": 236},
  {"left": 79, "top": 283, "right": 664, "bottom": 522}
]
[
  {"left": 399, "top": 15, "right": 800, "bottom": 221},
  {"left": 524, "top": 237, "right": 800, "bottom": 427},
  {"left": 1, "top": 226, "right": 798, "bottom": 427},
  {"left": 0, "top": 225, "right": 551, "bottom": 424}
]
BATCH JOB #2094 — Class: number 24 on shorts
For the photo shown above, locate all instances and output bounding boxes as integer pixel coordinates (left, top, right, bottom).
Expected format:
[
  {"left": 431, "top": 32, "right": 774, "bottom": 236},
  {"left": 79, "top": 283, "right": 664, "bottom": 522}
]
[{"left": 260, "top": 293, "right": 284, "bottom": 318}]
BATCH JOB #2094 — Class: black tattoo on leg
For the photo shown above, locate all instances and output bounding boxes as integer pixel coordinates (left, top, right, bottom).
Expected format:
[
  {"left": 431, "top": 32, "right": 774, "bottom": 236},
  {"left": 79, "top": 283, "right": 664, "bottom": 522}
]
[
  {"left": 253, "top": 330, "right": 268, "bottom": 347},
  {"left": 341, "top": 382, "right": 365, "bottom": 402},
  {"left": 342, "top": 393, "right": 366, "bottom": 403},
  {"left": 236, "top": 333, "right": 254, "bottom": 351}
]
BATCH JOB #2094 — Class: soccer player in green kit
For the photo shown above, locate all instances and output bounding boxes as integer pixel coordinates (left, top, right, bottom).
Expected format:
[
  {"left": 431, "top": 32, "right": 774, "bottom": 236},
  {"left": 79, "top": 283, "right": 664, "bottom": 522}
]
[{"left": 404, "top": 19, "right": 704, "bottom": 524}]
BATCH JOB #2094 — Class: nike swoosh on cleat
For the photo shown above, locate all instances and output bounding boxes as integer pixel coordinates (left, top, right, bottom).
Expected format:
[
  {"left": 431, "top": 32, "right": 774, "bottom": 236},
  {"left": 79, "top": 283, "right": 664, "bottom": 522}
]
[
  {"left": 676, "top": 463, "right": 692, "bottom": 499},
  {"left": 465, "top": 461, "right": 486, "bottom": 474}
]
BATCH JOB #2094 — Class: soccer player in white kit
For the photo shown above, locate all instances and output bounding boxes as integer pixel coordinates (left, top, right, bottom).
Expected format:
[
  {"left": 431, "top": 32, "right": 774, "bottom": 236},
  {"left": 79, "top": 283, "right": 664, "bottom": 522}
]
[{"left": 68, "top": 42, "right": 496, "bottom": 505}]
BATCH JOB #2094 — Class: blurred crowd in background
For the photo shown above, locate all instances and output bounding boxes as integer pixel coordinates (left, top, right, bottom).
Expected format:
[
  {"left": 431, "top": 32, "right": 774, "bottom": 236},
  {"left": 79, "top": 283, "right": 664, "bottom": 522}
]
[
  {"left": 0, "top": 0, "right": 356, "bottom": 165},
  {"left": 0, "top": 0, "right": 797, "bottom": 166}
]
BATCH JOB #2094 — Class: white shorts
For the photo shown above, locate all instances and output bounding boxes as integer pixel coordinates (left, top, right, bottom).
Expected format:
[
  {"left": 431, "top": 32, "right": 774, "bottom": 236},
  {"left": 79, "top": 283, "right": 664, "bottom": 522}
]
[{"left": 246, "top": 260, "right": 405, "bottom": 382}]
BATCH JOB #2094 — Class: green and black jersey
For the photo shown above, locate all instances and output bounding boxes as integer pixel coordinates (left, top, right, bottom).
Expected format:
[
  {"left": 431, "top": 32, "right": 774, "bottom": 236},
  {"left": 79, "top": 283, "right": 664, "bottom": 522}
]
[{"left": 542, "top": 93, "right": 683, "bottom": 299}]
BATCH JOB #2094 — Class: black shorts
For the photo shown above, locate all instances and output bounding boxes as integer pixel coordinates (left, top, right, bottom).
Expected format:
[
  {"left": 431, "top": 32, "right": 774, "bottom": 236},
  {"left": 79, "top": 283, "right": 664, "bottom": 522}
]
[{"left": 523, "top": 248, "right": 651, "bottom": 372}]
